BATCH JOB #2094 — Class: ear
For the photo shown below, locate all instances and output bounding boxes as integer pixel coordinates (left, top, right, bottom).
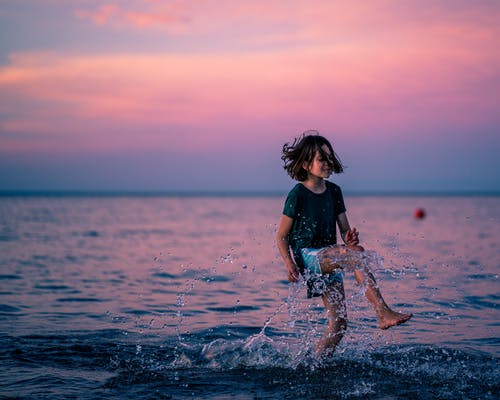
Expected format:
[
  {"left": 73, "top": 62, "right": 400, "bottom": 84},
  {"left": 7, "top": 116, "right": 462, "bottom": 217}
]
[{"left": 302, "top": 161, "right": 311, "bottom": 172}]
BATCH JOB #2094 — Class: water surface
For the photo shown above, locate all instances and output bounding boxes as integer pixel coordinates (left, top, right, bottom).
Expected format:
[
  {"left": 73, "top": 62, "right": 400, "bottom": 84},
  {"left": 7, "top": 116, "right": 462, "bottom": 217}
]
[{"left": 1, "top": 195, "right": 498, "bottom": 399}]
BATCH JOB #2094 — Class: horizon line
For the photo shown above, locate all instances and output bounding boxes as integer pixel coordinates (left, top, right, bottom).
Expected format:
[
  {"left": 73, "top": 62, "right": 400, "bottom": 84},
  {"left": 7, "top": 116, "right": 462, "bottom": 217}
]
[{"left": 0, "top": 189, "right": 499, "bottom": 198}]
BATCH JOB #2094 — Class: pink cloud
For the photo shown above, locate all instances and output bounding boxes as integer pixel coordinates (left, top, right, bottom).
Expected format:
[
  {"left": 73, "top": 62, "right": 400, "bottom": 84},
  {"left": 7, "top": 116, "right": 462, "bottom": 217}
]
[
  {"left": 1, "top": 1, "right": 499, "bottom": 154},
  {"left": 74, "top": 1, "right": 189, "bottom": 29},
  {"left": 1, "top": 45, "right": 497, "bottom": 151},
  {"left": 70, "top": 1, "right": 500, "bottom": 49},
  {"left": 74, "top": 4, "right": 118, "bottom": 25}
]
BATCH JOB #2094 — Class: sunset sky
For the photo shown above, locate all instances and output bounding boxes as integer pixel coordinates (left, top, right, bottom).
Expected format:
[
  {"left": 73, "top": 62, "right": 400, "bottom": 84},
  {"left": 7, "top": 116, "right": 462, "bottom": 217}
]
[{"left": 1, "top": 0, "right": 499, "bottom": 193}]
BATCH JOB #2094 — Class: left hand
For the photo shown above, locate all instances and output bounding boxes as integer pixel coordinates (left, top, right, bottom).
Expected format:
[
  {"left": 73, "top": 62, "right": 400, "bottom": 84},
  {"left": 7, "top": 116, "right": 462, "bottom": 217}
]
[{"left": 344, "top": 227, "right": 360, "bottom": 246}]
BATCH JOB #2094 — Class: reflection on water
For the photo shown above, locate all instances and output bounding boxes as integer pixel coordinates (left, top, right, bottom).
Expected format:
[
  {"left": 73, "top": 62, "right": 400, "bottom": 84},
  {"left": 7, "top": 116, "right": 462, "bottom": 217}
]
[
  {"left": 0, "top": 195, "right": 498, "bottom": 399},
  {"left": 1, "top": 196, "right": 498, "bottom": 352}
]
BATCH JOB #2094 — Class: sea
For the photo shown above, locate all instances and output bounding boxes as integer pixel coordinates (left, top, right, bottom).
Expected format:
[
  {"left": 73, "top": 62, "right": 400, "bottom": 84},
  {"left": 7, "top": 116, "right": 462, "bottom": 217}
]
[{"left": 0, "top": 193, "right": 498, "bottom": 399}]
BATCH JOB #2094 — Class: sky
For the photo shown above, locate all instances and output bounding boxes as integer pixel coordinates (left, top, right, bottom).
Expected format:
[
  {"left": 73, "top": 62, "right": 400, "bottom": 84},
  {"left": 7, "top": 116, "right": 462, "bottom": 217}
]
[{"left": 0, "top": 0, "right": 499, "bottom": 193}]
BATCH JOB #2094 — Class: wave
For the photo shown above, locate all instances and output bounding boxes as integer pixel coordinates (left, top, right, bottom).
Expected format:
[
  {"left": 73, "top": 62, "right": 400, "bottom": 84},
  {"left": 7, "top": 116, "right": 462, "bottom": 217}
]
[{"left": 1, "top": 328, "right": 498, "bottom": 400}]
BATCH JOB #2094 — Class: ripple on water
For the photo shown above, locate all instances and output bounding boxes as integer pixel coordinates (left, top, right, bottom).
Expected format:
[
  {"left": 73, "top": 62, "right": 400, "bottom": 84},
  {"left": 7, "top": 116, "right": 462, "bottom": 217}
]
[
  {"left": 150, "top": 271, "right": 177, "bottom": 280},
  {"left": 206, "top": 305, "right": 261, "bottom": 313},
  {"left": 0, "top": 304, "right": 24, "bottom": 315},
  {"left": 33, "top": 284, "right": 73, "bottom": 291},
  {"left": 56, "top": 297, "right": 106, "bottom": 303},
  {"left": 464, "top": 295, "right": 500, "bottom": 309},
  {"left": 0, "top": 274, "right": 22, "bottom": 280}
]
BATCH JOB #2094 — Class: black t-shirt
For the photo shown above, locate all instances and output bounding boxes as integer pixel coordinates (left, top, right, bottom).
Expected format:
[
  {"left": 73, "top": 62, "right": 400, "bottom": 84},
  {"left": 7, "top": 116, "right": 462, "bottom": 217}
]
[{"left": 283, "top": 181, "right": 346, "bottom": 271}]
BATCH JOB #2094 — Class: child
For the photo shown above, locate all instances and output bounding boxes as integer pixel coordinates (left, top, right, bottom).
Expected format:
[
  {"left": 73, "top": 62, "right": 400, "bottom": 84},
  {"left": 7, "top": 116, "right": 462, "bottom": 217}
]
[{"left": 276, "top": 131, "right": 412, "bottom": 356}]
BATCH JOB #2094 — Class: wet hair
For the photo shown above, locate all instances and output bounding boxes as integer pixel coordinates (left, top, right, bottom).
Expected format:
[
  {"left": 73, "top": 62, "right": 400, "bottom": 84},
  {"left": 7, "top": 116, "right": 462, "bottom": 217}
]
[{"left": 281, "top": 130, "right": 344, "bottom": 181}]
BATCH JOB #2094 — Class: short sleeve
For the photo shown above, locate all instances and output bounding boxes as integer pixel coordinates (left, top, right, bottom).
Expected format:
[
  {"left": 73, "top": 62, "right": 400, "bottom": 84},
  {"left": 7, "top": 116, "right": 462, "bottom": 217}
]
[
  {"left": 331, "top": 184, "right": 346, "bottom": 216},
  {"left": 283, "top": 188, "right": 298, "bottom": 218}
]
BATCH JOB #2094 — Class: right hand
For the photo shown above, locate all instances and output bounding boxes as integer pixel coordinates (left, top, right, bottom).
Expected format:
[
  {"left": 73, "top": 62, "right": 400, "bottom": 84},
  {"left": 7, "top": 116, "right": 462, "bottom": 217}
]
[{"left": 344, "top": 227, "right": 360, "bottom": 246}]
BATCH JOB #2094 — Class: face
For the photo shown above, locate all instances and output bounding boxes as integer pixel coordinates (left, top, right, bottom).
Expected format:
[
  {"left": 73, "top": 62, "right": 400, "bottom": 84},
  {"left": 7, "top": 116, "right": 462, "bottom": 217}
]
[{"left": 305, "top": 145, "right": 333, "bottom": 179}]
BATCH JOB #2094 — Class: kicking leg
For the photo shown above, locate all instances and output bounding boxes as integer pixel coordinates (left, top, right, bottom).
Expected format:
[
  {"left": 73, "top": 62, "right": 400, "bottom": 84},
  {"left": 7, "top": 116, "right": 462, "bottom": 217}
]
[
  {"left": 320, "top": 245, "right": 412, "bottom": 330},
  {"left": 353, "top": 268, "right": 412, "bottom": 329}
]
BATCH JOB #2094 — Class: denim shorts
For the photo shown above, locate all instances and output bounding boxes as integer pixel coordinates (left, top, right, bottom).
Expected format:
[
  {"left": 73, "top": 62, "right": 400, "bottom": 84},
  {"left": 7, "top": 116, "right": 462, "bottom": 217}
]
[{"left": 300, "top": 247, "right": 343, "bottom": 297}]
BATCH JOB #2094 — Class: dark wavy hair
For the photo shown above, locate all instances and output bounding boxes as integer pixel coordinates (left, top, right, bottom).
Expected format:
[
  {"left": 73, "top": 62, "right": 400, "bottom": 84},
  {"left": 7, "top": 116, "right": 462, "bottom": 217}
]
[{"left": 281, "top": 130, "right": 344, "bottom": 181}]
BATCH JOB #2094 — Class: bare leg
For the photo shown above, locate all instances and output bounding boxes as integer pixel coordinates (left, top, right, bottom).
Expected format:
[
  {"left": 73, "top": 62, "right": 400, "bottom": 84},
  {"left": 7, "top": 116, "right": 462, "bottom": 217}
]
[
  {"left": 319, "top": 245, "right": 412, "bottom": 330},
  {"left": 316, "top": 279, "right": 347, "bottom": 356},
  {"left": 352, "top": 268, "right": 412, "bottom": 329}
]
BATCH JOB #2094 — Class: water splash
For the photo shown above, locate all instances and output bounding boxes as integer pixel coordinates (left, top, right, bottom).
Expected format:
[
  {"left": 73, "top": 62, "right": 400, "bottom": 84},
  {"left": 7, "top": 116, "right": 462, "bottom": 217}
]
[
  {"left": 174, "top": 280, "right": 327, "bottom": 370},
  {"left": 153, "top": 247, "right": 411, "bottom": 372}
]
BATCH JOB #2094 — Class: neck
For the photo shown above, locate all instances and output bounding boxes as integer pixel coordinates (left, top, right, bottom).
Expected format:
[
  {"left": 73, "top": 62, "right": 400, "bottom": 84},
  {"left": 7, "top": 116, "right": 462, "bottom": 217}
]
[{"left": 302, "top": 176, "right": 326, "bottom": 193}]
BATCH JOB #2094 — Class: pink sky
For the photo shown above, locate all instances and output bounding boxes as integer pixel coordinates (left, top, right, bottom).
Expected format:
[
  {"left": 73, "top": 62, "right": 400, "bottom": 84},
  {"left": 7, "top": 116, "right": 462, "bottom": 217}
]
[{"left": 0, "top": 1, "right": 499, "bottom": 192}]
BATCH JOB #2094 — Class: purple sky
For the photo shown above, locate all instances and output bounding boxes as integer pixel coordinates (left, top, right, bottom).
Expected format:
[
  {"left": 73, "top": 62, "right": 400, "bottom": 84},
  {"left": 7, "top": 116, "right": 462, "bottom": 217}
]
[{"left": 1, "top": 1, "right": 499, "bottom": 193}]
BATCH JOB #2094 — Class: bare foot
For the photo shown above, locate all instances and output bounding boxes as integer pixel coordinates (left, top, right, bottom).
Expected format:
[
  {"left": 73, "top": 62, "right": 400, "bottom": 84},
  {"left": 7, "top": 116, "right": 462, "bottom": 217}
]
[{"left": 378, "top": 311, "right": 413, "bottom": 330}]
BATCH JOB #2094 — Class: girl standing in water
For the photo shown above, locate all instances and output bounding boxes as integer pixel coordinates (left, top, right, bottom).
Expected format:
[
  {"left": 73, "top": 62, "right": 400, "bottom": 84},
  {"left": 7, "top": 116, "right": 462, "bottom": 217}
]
[{"left": 276, "top": 131, "right": 412, "bottom": 356}]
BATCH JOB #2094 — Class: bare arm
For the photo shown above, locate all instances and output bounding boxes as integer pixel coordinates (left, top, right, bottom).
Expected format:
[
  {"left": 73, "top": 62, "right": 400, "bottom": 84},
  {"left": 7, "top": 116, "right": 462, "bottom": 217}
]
[
  {"left": 276, "top": 215, "right": 300, "bottom": 282},
  {"left": 337, "top": 212, "right": 360, "bottom": 246}
]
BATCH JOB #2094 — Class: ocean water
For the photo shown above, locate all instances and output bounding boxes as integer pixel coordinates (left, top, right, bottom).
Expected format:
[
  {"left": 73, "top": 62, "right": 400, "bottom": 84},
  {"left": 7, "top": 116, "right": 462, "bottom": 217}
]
[{"left": 0, "top": 194, "right": 498, "bottom": 399}]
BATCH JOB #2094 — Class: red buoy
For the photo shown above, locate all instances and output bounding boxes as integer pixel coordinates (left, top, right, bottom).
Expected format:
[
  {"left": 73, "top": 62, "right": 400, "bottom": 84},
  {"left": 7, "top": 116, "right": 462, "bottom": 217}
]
[{"left": 413, "top": 208, "right": 426, "bottom": 220}]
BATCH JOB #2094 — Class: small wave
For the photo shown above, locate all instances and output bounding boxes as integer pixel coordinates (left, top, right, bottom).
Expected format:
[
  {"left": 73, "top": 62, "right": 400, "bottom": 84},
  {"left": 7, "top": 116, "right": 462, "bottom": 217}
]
[
  {"left": 56, "top": 297, "right": 104, "bottom": 303},
  {"left": 151, "top": 271, "right": 177, "bottom": 279},
  {"left": 2, "top": 330, "right": 498, "bottom": 400},
  {"left": 114, "top": 228, "right": 174, "bottom": 239},
  {"left": 0, "top": 274, "right": 22, "bottom": 280},
  {"left": 34, "top": 284, "right": 73, "bottom": 291},
  {"left": 466, "top": 272, "right": 498, "bottom": 280},
  {"left": 0, "top": 304, "right": 23, "bottom": 314},
  {"left": 82, "top": 230, "right": 100, "bottom": 237},
  {"left": 206, "top": 305, "right": 260, "bottom": 313},
  {"left": 464, "top": 294, "right": 500, "bottom": 309}
]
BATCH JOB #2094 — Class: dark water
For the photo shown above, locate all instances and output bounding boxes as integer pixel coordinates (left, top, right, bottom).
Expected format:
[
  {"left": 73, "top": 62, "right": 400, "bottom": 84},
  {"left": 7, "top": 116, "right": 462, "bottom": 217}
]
[{"left": 0, "top": 195, "right": 498, "bottom": 399}]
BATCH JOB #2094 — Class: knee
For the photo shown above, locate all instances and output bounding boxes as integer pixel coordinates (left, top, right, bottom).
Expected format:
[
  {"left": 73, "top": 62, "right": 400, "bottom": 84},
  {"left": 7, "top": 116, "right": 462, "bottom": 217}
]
[
  {"left": 332, "top": 316, "right": 347, "bottom": 333},
  {"left": 348, "top": 244, "right": 364, "bottom": 252},
  {"left": 320, "top": 260, "right": 341, "bottom": 275}
]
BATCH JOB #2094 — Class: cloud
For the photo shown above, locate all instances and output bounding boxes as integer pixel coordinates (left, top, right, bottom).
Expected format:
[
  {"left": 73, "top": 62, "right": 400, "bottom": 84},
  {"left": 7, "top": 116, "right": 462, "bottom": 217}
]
[
  {"left": 1, "top": 42, "right": 498, "bottom": 153},
  {"left": 74, "top": 1, "right": 189, "bottom": 29},
  {"left": 1, "top": 1, "right": 499, "bottom": 156}
]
